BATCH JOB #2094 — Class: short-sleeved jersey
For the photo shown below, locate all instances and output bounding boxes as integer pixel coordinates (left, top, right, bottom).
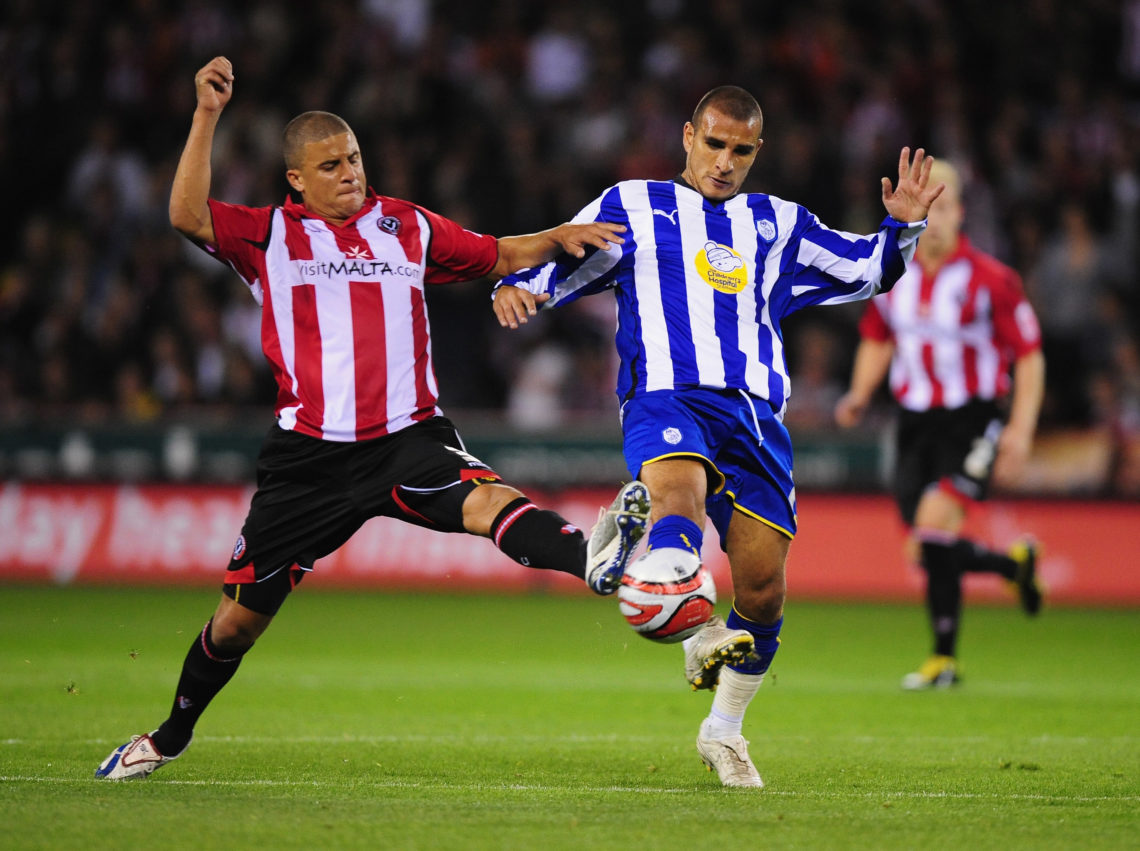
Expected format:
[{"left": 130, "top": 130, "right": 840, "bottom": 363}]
[
  {"left": 500, "top": 178, "right": 924, "bottom": 419},
  {"left": 203, "top": 192, "right": 498, "bottom": 441},
  {"left": 859, "top": 235, "right": 1042, "bottom": 412}
]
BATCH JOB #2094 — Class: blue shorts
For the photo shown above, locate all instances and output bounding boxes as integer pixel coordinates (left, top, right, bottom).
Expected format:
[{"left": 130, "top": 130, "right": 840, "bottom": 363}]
[{"left": 621, "top": 388, "right": 797, "bottom": 548}]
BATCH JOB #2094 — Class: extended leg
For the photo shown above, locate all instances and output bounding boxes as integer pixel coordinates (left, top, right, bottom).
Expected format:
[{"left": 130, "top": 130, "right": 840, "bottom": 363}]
[{"left": 96, "top": 592, "right": 275, "bottom": 780}]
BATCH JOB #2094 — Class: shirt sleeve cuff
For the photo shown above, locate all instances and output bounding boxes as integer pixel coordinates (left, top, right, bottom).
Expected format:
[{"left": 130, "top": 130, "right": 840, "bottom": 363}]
[{"left": 881, "top": 216, "right": 928, "bottom": 230}]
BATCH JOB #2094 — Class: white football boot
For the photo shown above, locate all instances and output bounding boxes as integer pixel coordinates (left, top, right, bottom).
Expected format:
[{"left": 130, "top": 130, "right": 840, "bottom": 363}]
[
  {"left": 696, "top": 720, "right": 764, "bottom": 788},
  {"left": 585, "top": 481, "right": 650, "bottom": 595},
  {"left": 95, "top": 732, "right": 190, "bottom": 780},
  {"left": 683, "top": 615, "right": 755, "bottom": 691}
]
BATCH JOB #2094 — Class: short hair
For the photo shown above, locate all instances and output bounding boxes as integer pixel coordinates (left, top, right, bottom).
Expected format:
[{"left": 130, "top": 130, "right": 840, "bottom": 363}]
[
  {"left": 928, "top": 159, "right": 962, "bottom": 199},
  {"left": 283, "top": 111, "right": 353, "bottom": 170},
  {"left": 692, "top": 86, "right": 763, "bottom": 131}
]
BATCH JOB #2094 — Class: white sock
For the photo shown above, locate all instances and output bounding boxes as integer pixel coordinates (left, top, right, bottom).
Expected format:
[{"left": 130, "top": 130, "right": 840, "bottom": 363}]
[
  {"left": 703, "top": 668, "right": 765, "bottom": 739},
  {"left": 681, "top": 630, "right": 701, "bottom": 655}
]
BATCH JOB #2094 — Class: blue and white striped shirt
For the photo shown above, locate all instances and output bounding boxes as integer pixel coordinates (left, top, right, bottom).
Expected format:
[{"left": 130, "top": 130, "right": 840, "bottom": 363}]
[{"left": 501, "top": 179, "right": 925, "bottom": 418}]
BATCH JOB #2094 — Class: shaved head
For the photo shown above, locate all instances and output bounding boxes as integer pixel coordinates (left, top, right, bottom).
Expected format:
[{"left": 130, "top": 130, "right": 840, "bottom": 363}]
[
  {"left": 692, "top": 86, "right": 763, "bottom": 134},
  {"left": 283, "top": 111, "right": 353, "bottom": 170}
]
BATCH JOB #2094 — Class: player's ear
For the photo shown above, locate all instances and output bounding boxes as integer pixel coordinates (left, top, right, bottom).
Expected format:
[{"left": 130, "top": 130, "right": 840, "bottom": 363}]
[
  {"left": 285, "top": 169, "right": 304, "bottom": 193},
  {"left": 682, "top": 122, "right": 695, "bottom": 154}
]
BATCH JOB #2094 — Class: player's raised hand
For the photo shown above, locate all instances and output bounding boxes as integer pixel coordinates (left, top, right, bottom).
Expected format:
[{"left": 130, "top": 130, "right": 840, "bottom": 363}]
[
  {"left": 881, "top": 147, "right": 944, "bottom": 223},
  {"left": 194, "top": 56, "right": 234, "bottom": 114}
]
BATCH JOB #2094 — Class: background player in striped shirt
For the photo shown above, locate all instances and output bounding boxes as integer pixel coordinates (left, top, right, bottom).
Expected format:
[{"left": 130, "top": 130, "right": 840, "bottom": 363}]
[
  {"left": 95, "top": 56, "right": 651, "bottom": 781},
  {"left": 493, "top": 86, "right": 945, "bottom": 787},
  {"left": 834, "top": 160, "right": 1046, "bottom": 690}
]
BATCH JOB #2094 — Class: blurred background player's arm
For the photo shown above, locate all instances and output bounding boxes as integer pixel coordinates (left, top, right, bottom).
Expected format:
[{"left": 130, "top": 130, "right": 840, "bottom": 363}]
[
  {"left": 834, "top": 338, "right": 895, "bottom": 428},
  {"left": 994, "top": 348, "right": 1045, "bottom": 485}
]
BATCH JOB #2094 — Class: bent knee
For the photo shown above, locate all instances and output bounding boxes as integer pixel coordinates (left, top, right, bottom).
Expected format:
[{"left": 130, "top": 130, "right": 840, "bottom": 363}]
[
  {"left": 731, "top": 573, "right": 786, "bottom": 624},
  {"left": 462, "top": 483, "right": 527, "bottom": 537},
  {"left": 209, "top": 599, "right": 272, "bottom": 653},
  {"left": 208, "top": 620, "right": 260, "bottom": 655}
]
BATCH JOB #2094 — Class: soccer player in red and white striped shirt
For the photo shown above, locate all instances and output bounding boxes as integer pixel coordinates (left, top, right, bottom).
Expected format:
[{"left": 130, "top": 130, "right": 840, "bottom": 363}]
[
  {"left": 95, "top": 56, "right": 651, "bottom": 781},
  {"left": 835, "top": 160, "right": 1046, "bottom": 690}
]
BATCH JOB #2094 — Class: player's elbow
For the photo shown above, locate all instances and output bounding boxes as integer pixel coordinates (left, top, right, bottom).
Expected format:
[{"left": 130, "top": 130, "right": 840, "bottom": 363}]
[
  {"left": 491, "top": 239, "right": 522, "bottom": 279},
  {"left": 169, "top": 202, "right": 213, "bottom": 244},
  {"left": 169, "top": 201, "right": 195, "bottom": 232}
]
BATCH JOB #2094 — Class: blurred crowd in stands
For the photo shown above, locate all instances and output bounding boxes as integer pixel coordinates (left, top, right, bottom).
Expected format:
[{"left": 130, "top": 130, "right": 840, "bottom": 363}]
[{"left": 1, "top": 0, "right": 1139, "bottom": 492}]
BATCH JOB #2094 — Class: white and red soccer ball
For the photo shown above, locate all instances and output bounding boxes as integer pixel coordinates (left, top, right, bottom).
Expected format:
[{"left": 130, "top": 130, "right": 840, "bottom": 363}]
[{"left": 617, "top": 549, "right": 715, "bottom": 643}]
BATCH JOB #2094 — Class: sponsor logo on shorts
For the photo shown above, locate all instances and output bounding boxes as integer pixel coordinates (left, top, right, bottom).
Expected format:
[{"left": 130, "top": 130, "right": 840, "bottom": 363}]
[
  {"left": 663, "top": 427, "right": 682, "bottom": 445},
  {"left": 232, "top": 535, "right": 246, "bottom": 561}
]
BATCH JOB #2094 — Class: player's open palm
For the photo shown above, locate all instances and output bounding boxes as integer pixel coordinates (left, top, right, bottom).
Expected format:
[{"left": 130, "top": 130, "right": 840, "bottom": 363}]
[{"left": 881, "top": 147, "right": 944, "bottom": 223}]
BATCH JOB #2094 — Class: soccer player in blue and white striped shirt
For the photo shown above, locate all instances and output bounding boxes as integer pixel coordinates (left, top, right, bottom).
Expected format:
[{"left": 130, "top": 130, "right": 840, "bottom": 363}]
[{"left": 495, "top": 86, "right": 945, "bottom": 788}]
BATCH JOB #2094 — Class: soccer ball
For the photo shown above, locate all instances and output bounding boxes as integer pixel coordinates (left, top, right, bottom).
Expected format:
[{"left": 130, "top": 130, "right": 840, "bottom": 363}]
[{"left": 617, "top": 549, "right": 716, "bottom": 643}]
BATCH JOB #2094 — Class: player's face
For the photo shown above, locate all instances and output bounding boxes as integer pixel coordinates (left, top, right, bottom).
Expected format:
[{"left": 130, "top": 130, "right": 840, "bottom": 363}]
[
  {"left": 286, "top": 132, "right": 367, "bottom": 225},
  {"left": 681, "top": 108, "right": 763, "bottom": 202}
]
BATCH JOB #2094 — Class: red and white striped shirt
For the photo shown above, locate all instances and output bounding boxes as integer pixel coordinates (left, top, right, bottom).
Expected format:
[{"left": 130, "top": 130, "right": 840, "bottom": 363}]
[
  {"left": 205, "top": 192, "right": 498, "bottom": 441},
  {"left": 859, "top": 236, "right": 1041, "bottom": 412}
]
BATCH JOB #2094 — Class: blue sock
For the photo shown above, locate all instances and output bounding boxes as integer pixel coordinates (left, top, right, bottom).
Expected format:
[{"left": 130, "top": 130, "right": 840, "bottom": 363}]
[
  {"left": 646, "top": 514, "right": 703, "bottom": 556},
  {"left": 726, "top": 607, "right": 782, "bottom": 675}
]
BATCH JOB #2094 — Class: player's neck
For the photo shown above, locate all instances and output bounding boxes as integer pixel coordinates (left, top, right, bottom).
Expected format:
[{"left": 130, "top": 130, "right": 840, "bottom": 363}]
[
  {"left": 916, "top": 237, "right": 959, "bottom": 274},
  {"left": 916, "top": 246, "right": 950, "bottom": 274}
]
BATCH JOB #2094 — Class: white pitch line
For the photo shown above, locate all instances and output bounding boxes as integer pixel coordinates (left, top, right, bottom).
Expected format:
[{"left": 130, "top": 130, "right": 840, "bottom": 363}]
[{"left": 1, "top": 776, "right": 1138, "bottom": 803}]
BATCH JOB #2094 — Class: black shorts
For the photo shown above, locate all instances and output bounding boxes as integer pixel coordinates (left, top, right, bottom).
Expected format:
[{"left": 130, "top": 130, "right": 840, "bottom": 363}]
[
  {"left": 892, "top": 400, "right": 1005, "bottom": 526},
  {"left": 223, "top": 417, "right": 500, "bottom": 614}
]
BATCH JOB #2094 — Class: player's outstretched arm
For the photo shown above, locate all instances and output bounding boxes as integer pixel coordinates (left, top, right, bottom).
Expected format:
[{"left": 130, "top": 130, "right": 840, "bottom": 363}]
[
  {"left": 169, "top": 56, "right": 234, "bottom": 246},
  {"left": 881, "top": 147, "right": 945, "bottom": 223},
  {"left": 490, "top": 222, "right": 626, "bottom": 279}
]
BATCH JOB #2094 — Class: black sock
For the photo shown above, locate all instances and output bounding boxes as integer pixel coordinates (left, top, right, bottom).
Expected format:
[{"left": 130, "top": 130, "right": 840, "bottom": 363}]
[
  {"left": 948, "top": 537, "right": 1017, "bottom": 579},
  {"left": 490, "top": 497, "right": 586, "bottom": 578},
  {"left": 920, "top": 541, "right": 963, "bottom": 657},
  {"left": 152, "top": 620, "right": 245, "bottom": 755}
]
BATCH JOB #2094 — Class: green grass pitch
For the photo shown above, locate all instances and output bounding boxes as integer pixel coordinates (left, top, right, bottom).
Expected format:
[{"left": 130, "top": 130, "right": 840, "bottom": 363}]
[{"left": 1, "top": 584, "right": 1137, "bottom": 850}]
